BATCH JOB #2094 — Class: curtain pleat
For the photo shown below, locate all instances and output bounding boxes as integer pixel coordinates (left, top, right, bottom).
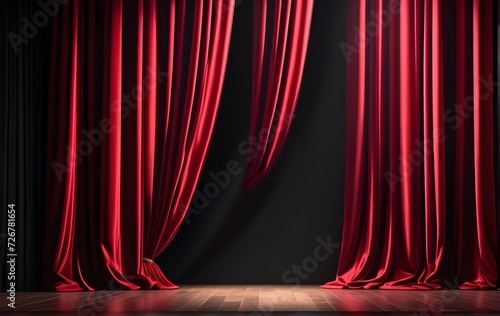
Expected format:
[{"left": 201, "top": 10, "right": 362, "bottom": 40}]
[
  {"left": 455, "top": 0, "right": 497, "bottom": 289},
  {"left": 242, "top": 0, "right": 314, "bottom": 190}
]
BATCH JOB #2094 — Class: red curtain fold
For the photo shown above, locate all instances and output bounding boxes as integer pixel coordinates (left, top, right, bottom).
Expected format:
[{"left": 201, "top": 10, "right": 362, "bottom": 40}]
[
  {"left": 241, "top": 0, "right": 314, "bottom": 190},
  {"left": 44, "top": 0, "right": 234, "bottom": 291},
  {"left": 454, "top": 0, "right": 497, "bottom": 289},
  {"left": 323, "top": 0, "right": 498, "bottom": 289}
]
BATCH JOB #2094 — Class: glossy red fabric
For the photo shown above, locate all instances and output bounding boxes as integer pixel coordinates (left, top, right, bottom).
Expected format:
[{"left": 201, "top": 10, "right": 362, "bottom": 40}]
[
  {"left": 323, "top": 0, "right": 497, "bottom": 289},
  {"left": 454, "top": 0, "right": 497, "bottom": 289},
  {"left": 242, "top": 0, "right": 314, "bottom": 190},
  {"left": 44, "top": 0, "right": 234, "bottom": 291}
]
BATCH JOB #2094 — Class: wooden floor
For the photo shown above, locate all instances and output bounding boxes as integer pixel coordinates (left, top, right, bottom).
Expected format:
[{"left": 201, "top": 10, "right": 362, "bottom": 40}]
[{"left": 2, "top": 285, "right": 500, "bottom": 315}]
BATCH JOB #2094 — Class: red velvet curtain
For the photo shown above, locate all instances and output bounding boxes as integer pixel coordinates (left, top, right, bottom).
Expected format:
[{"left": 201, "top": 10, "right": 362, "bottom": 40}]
[
  {"left": 44, "top": 0, "right": 234, "bottom": 291},
  {"left": 323, "top": 0, "right": 498, "bottom": 289},
  {"left": 242, "top": 0, "right": 314, "bottom": 190},
  {"left": 454, "top": 0, "right": 497, "bottom": 289}
]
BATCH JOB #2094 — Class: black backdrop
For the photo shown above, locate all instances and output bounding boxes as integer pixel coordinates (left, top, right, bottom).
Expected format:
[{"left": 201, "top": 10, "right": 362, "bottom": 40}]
[
  {"left": 158, "top": 0, "right": 347, "bottom": 284},
  {"left": 159, "top": 0, "right": 347, "bottom": 285},
  {"left": 1, "top": 0, "right": 50, "bottom": 291},
  {"left": 1, "top": 0, "right": 500, "bottom": 291}
]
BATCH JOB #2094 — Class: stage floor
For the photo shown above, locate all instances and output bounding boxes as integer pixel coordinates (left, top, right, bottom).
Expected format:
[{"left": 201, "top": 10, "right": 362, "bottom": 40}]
[{"left": 2, "top": 285, "right": 500, "bottom": 315}]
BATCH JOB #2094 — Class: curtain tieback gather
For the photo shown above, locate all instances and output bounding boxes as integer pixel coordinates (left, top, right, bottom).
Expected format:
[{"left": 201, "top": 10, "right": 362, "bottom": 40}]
[{"left": 143, "top": 257, "right": 154, "bottom": 264}]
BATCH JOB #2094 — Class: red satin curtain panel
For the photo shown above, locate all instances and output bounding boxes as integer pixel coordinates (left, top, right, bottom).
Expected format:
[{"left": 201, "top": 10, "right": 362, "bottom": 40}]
[
  {"left": 242, "top": 0, "right": 314, "bottom": 190},
  {"left": 323, "top": 0, "right": 498, "bottom": 289},
  {"left": 44, "top": 0, "right": 234, "bottom": 290}
]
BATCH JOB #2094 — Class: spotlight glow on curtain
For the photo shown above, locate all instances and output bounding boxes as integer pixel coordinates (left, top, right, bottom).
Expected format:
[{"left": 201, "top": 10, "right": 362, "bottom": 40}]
[
  {"left": 242, "top": 0, "right": 314, "bottom": 190},
  {"left": 44, "top": 0, "right": 234, "bottom": 291},
  {"left": 323, "top": 0, "right": 498, "bottom": 289}
]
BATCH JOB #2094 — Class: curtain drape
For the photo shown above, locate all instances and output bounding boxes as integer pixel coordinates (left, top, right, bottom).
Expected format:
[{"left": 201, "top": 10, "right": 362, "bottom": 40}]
[
  {"left": 454, "top": 0, "right": 497, "bottom": 289},
  {"left": 241, "top": 0, "right": 314, "bottom": 190},
  {"left": 323, "top": 0, "right": 498, "bottom": 289},
  {"left": 43, "top": 0, "right": 234, "bottom": 291}
]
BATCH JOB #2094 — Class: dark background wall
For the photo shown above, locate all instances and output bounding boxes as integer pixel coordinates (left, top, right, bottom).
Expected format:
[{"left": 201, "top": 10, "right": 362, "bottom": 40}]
[{"left": 158, "top": 0, "right": 347, "bottom": 285}]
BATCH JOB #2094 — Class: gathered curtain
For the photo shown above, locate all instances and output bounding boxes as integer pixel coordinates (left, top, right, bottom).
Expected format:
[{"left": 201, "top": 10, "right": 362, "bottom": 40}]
[
  {"left": 241, "top": 0, "right": 314, "bottom": 190},
  {"left": 323, "top": 0, "right": 498, "bottom": 289},
  {"left": 44, "top": 0, "right": 234, "bottom": 290}
]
